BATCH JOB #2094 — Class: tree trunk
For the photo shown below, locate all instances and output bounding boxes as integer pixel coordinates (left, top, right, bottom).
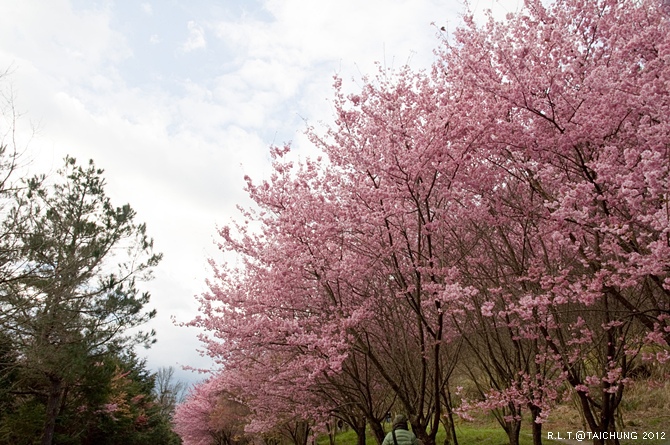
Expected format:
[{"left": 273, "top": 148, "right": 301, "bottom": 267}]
[
  {"left": 289, "top": 421, "right": 310, "bottom": 445},
  {"left": 41, "top": 376, "right": 63, "bottom": 445},
  {"left": 412, "top": 420, "right": 436, "bottom": 445},
  {"left": 327, "top": 421, "right": 337, "bottom": 445},
  {"left": 368, "top": 417, "right": 386, "bottom": 445},
  {"left": 573, "top": 389, "right": 624, "bottom": 445},
  {"left": 503, "top": 417, "right": 521, "bottom": 445},
  {"left": 529, "top": 406, "right": 543, "bottom": 445},
  {"left": 356, "top": 430, "right": 367, "bottom": 445},
  {"left": 600, "top": 390, "right": 622, "bottom": 445},
  {"left": 351, "top": 417, "right": 367, "bottom": 445},
  {"left": 442, "top": 387, "right": 458, "bottom": 445}
]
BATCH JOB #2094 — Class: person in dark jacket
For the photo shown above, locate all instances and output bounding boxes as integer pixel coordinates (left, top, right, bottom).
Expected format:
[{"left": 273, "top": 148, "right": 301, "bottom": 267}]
[{"left": 382, "top": 415, "right": 420, "bottom": 445}]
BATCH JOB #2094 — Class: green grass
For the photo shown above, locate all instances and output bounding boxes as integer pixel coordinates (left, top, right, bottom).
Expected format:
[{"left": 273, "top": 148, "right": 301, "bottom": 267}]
[
  {"left": 317, "top": 421, "right": 670, "bottom": 445},
  {"left": 447, "top": 426, "right": 539, "bottom": 445},
  {"left": 317, "top": 422, "right": 565, "bottom": 445},
  {"left": 317, "top": 377, "right": 670, "bottom": 445}
]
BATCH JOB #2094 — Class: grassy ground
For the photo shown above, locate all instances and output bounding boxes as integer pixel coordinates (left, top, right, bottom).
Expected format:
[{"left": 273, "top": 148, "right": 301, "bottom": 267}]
[
  {"left": 318, "top": 420, "right": 669, "bottom": 445},
  {"left": 447, "top": 424, "right": 553, "bottom": 445},
  {"left": 317, "top": 377, "right": 670, "bottom": 445},
  {"left": 317, "top": 422, "right": 561, "bottom": 445},
  {"left": 538, "top": 378, "right": 670, "bottom": 445},
  {"left": 318, "top": 389, "right": 670, "bottom": 445}
]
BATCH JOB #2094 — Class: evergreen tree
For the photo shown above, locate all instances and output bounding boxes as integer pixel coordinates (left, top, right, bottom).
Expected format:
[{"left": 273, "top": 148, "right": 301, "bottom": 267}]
[{"left": 0, "top": 156, "right": 162, "bottom": 445}]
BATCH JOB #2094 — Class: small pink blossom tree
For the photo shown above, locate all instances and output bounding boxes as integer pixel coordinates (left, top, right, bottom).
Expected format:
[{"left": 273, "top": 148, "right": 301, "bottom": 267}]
[
  {"left": 174, "top": 377, "right": 251, "bottom": 445},
  {"left": 173, "top": 379, "right": 223, "bottom": 445}
]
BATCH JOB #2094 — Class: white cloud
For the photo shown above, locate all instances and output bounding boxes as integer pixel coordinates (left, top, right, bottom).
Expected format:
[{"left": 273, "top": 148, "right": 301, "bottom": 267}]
[
  {"left": 214, "top": 0, "right": 447, "bottom": 70},
  {"left": 180, "top": 20, "right": 206, "bottom": 53},
  {"left": 0, "top": 0, "right": 130, "bottom": 85},
  {"left": 141, "top": 2, "right": 153, "bottom": 15},
  {"left": 150, "top": 34, "right": 160, "bottom": 44}
]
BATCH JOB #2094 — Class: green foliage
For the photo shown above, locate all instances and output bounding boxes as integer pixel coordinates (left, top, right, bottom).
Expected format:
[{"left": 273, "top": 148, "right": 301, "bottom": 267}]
[
  {"left": 0, "top": 156, "right": 171, "bottom": 444},
  {"left": 71, "top": 352, "right": 181, "bottom": 445},
  {"left": 0, "top": 349, "right": 182, "bottom": 445},
  {"left": 0, "top": 332, "right": 17, "bottom": 412},
  {"left": 0, "top": 399, "right": 44, "bottom": 445},
  {"left": 6, "top": 155, "right": 161, "bottom": 352}
]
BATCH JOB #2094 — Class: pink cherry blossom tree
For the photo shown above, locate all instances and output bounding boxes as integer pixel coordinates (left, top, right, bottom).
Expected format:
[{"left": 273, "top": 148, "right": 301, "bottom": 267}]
[
  {"left": 173, "top": 378, "right": 223, "bottom": 445},
  {"left": 187, "top": 2, "right": 670, "bottom": 445},
  {"left": 436, "top": 0, "right": 670, "bottom": 442},
  {"left": 193, "top": 64, "right": 470, "bottom": 445},
  {"left": 174, "top": 377, "right": 251, "bottom": 445},
  {"left": 188, "top": 146, "right": 366, "bottom": 441}
]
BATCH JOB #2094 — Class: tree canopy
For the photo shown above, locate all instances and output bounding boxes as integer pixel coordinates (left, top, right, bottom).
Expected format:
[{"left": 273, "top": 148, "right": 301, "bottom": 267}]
[
  {"left": 179, "top": 1, "right": 670, "bottom": 445},
  {"left": 0, "top": 150, "right": 178, "bottom": 444}
]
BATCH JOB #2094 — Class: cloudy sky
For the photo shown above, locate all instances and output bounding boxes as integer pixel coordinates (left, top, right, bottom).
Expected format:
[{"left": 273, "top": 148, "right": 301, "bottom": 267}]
[{"left": 0, "top": 0, "right": 518, "bottom": 385}]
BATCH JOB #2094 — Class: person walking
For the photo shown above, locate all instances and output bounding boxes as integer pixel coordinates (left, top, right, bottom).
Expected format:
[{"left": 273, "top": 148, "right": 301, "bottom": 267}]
[{"left": 382, "top": 415, "right": 420, "bottom": 445}]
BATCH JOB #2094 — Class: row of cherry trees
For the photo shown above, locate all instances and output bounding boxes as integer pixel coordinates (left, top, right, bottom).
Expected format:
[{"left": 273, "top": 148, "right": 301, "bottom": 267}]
[{"left": 175, "top": 1, "right": 670, "bottom": 445}]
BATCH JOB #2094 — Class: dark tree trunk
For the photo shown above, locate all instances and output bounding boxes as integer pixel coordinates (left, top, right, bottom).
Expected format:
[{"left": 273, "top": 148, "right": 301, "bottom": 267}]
[
  {"left": 502, "top": 416, "right": 521, "bottom": 445},
  {"left": 289, "top": 421, "right": 311, "bottom": 445},
  {"left": 442, "top": 387, "right": 458, "bottom": 445},
  {"left": 41, "top": 376, "right": 63, "bottom": 445},
  {"left": 412, "top": 420, "right": 437, "bottom": 445},
  {"left": 326, "top": 421, "right": 337, "bottom": 445},
  {"left": 368, "top": 417, "right": 386, "bottom": 445},
  {"left": 529, "top": 406, "right": 543, "bottom": 445},
  {"left": 351, "top": 417, "right": 367, "bottom": 445}
]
